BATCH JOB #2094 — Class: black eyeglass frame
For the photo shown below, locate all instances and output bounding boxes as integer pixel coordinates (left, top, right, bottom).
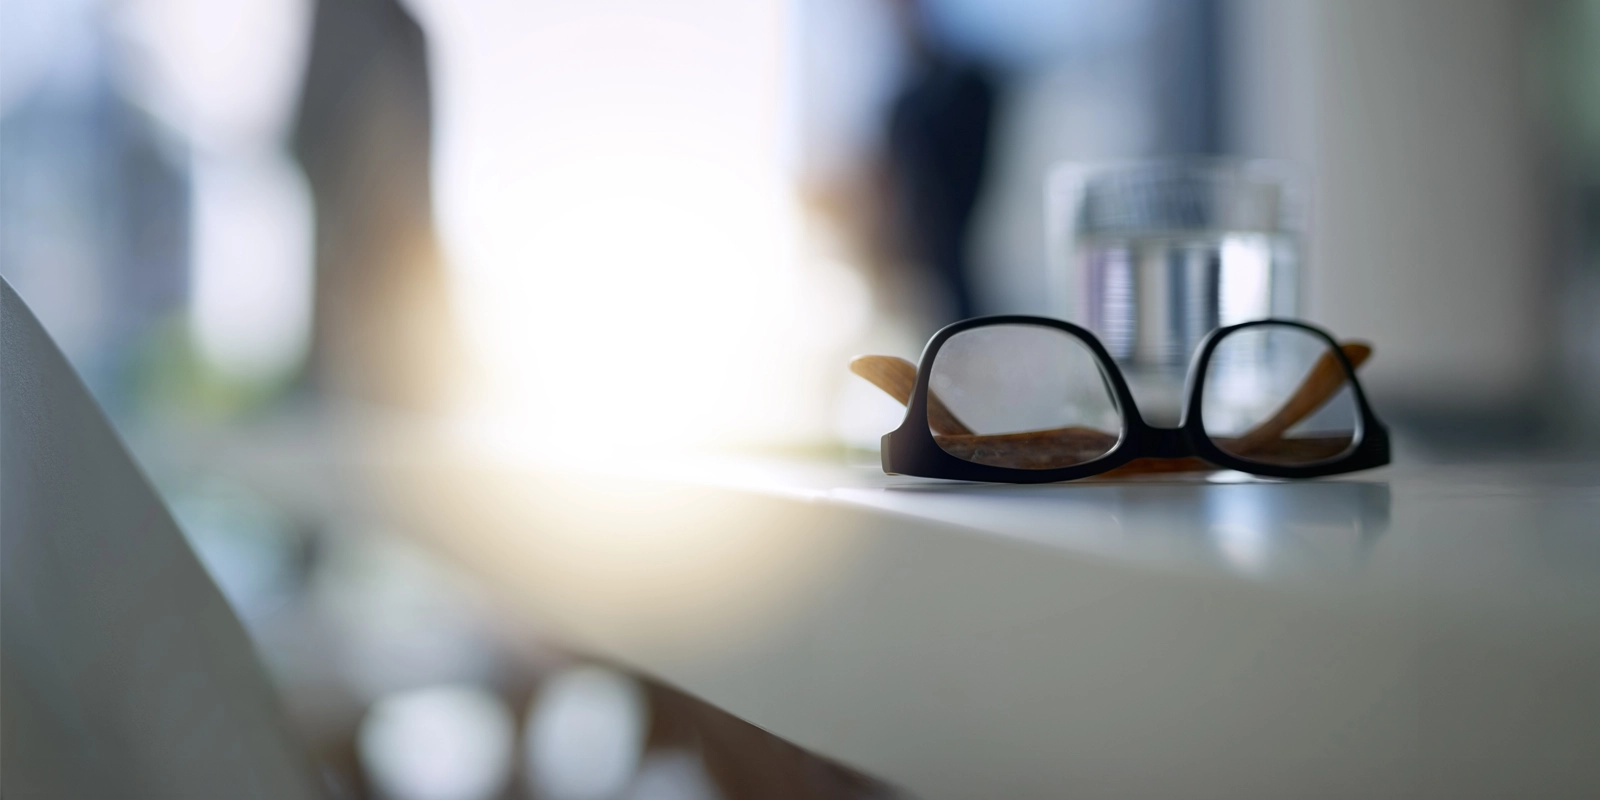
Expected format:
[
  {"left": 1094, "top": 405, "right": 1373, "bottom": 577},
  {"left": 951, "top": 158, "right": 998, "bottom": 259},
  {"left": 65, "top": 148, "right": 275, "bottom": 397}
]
[{"left": 881, "top": 316, "right": 1391, "bottom": 483}]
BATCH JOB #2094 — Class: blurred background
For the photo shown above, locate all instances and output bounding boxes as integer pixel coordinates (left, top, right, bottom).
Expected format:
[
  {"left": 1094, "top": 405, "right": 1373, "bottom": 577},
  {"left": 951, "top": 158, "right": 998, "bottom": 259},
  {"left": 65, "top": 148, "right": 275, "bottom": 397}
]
[{"left": 3, "top": 0, "right": 1599, "bottom": 797}]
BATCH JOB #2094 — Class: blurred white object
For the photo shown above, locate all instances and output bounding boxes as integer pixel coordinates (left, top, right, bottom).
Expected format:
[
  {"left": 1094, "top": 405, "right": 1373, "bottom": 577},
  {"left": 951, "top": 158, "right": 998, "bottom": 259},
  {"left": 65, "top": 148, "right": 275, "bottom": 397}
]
[
  {"left": 188, "top": 151, "right": 313, "bottom": 382},
  {"left": 406, "top": 0, "right": 863, "bottom": 449},
  {"left": 623, "top": 750, "right": 723, "bottom": 800},
  {"left": 114, "top": 0, "right": 315, "bottom": 383},
  {"left": 525, "top": 665, "right": 650, "bottom": 800},
  {"left": 1228, "top": 0, "right": 1549, "bottom": 415},
  {"left": 312, "top": 526, "right": 500, "bottom": 703},
  {"left": 1, "top": 277, "right": 322, "bottom": 799},
  {"left": 112, "top": 0, "right": 310, "bottom": 150},
  {"left": 358, "top": 684, "right": 516, "bottom": 800}
]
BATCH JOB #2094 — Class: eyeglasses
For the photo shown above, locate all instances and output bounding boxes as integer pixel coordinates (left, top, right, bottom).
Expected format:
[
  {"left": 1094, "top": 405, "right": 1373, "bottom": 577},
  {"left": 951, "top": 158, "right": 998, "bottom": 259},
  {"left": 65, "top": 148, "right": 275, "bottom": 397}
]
[{"left": 851, "top": 317, "right": 1390, "bottom": 483}]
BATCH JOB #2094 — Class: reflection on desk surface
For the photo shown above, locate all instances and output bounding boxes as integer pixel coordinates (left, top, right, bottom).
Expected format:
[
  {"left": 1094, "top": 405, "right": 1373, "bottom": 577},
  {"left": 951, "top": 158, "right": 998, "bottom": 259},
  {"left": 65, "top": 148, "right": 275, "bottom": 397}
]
[
  {"left": 833, "top": 478, "right": 1392, "bottom": 578},
  {"left": 136, "top": 418, "right": 1600, "bottom": 800}
]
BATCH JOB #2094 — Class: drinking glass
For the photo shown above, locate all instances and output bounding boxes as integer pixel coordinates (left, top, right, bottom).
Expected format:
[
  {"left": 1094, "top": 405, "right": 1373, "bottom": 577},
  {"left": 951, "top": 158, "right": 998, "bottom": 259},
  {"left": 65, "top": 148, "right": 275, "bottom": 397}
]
[{"left": 1046, "top": 158, "right": 1303, "bottom": 425}]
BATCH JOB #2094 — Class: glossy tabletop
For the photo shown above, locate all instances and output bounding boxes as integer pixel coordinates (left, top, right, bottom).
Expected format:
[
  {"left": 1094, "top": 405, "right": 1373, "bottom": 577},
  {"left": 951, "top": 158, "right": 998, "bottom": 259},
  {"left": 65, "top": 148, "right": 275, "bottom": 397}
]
[{"left": 379, "top": 444, "right": 1600, "bottom": 799}]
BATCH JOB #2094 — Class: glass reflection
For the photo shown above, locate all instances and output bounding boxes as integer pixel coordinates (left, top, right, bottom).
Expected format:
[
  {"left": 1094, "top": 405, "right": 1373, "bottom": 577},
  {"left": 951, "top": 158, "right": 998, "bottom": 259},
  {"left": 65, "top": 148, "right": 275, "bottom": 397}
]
[{"left": 860, "top": 480, "right": 1391, "bottom": 578}]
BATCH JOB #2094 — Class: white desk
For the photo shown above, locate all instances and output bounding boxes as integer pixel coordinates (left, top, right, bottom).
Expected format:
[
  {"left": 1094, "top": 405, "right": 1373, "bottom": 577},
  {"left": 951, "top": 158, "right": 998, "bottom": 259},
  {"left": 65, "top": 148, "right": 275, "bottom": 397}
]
[{"left": 379, "top": 446, "right": 1600, "bottom": 799}]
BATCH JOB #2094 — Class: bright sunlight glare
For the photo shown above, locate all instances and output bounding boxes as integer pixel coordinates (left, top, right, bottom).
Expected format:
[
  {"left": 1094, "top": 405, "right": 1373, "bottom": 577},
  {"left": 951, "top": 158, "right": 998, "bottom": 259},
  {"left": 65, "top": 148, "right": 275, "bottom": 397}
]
[{"left": 409, "top": 0, "right": 848, "bottom": 453}]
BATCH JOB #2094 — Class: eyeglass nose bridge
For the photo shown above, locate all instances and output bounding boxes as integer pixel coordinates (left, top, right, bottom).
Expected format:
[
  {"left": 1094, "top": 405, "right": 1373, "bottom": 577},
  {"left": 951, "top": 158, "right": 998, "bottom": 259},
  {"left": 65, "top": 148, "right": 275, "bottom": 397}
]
[{"left": 1139, "top": 425, "right": 1195, "bottom": 459}]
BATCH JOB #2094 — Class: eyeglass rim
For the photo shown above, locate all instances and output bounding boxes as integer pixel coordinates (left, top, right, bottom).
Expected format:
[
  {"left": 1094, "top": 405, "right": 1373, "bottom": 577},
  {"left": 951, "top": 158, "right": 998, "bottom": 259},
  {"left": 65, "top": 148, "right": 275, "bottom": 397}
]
[{"left": 881, "top": 315, "right": 1391, "bottom": 483}]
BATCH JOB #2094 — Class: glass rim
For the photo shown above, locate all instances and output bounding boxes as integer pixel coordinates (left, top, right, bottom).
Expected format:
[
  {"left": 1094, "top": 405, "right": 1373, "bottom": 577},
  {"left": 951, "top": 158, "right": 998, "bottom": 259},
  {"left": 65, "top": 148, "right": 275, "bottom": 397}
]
[{"left": 1045, "top": 156, "right": 1306, "bottom": 237}]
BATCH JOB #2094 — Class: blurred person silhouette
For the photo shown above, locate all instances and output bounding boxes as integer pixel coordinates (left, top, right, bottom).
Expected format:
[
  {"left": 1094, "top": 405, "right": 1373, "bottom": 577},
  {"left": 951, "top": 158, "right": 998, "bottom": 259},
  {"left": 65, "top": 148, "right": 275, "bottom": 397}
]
[
  {"left": 293, "top": 0, "right": 465, "bottom": 412},
  {"left": 881, "top": 0, "right": 999, "bottom": 324}
]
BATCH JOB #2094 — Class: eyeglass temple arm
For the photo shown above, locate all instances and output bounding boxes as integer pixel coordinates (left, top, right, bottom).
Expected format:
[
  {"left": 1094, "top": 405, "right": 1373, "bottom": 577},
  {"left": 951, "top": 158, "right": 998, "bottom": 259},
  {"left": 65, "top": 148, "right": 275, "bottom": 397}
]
[
  {"left": 849, "top": 341, "right": 1372, "bottom": 448},
  {"left": 847, "top": 355, "right": 976, "bottom": 435},
  {"left": 1227, "top": 342, "right": 1371, "bottom": 454}
]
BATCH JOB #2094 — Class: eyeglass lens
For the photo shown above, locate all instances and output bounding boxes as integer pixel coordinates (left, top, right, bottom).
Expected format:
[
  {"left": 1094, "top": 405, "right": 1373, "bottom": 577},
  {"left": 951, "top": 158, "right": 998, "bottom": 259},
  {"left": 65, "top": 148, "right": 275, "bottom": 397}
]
[
  {"left": 1201, "top": 324, "right": 1359, "bottom": 466},
  {"left": 927, "top": 324, "right": 1124, "bottom": 470}
]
